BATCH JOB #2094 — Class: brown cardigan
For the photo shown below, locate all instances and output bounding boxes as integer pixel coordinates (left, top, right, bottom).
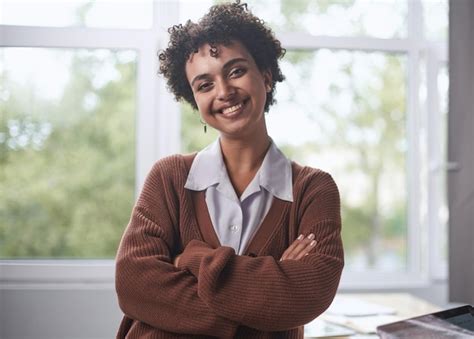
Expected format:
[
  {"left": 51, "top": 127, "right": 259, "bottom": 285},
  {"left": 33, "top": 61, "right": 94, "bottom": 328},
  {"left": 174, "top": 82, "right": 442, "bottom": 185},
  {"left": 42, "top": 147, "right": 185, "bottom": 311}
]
[{"left": 115, "top": 153, "right": 344, "bottom": 338}]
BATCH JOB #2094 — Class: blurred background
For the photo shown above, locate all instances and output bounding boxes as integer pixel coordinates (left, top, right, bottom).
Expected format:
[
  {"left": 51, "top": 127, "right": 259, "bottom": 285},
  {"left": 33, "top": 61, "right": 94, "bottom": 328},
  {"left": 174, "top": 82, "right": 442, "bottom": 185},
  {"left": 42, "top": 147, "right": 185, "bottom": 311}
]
[{"left": 0, "top": 0, "right": 451, "bottom": 338}]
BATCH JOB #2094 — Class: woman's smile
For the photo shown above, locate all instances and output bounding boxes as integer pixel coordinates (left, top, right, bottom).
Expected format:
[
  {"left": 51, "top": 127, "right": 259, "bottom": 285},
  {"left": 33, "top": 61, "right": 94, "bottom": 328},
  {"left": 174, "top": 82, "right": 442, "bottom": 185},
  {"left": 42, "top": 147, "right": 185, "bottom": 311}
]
[
  {"left": 218, "top": 98, "right": 249, "bottom": 118},
  {"left": 185, "top": 41, "right": 271, "bottom": 140}
]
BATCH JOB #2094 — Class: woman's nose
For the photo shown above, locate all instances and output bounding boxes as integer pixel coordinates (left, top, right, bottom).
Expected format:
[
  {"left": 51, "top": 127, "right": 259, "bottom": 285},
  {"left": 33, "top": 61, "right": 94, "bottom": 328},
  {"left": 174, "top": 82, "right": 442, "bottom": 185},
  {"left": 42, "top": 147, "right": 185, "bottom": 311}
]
[{"left": 216, "top": 79, "right": 236, "bottom": 101}]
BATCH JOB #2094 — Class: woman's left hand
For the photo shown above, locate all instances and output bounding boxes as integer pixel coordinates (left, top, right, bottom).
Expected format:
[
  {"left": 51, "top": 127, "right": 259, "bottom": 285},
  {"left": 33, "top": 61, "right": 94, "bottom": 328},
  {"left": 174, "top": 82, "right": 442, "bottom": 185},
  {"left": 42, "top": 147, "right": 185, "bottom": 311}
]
[
  {"left": 279, "top": 233, "right": 317, "bottom": 261},
  {"left": 173, "top": 254, "right": 182, "bottom": 267}
]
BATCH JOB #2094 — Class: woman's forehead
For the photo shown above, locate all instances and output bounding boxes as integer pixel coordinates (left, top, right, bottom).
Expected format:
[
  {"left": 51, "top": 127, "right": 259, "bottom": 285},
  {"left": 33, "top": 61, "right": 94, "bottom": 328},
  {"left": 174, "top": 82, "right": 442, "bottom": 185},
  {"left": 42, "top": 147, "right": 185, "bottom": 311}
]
[
  {"left": 184, "top": 40, "right": 257, "bottom": 82},
  {"left": 187, "top": 41, "right": 253, "bottom": 66}
]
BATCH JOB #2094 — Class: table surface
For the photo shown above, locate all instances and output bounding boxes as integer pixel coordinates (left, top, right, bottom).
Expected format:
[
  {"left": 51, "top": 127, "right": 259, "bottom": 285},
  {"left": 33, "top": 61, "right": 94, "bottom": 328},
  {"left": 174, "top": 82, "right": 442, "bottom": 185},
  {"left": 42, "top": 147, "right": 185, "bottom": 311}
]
[
  {"left": 344, "top": 292, "right": 441, "bottom": 318},
  {"left": 305, "top": 292, "right": 441, "bottom": 338}
]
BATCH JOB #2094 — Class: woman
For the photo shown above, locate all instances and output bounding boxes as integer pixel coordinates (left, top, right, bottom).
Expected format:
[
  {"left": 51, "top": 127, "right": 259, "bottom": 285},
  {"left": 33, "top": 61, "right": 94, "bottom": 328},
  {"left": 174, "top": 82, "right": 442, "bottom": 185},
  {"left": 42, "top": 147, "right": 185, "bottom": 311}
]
[{"left": 115, "top": 1, "right": 344, "bottom": 338}]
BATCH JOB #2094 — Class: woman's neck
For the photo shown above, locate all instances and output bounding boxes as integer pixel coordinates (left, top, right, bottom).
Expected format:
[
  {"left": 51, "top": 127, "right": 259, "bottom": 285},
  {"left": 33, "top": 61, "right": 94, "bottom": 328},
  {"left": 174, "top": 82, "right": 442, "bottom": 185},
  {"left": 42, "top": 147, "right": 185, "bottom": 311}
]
[
  {"left": 219, "top": 132, "right": 271, "bottom": 197},
  {"left": 219, "top": 132, "right": 271, "bottom": 173}
]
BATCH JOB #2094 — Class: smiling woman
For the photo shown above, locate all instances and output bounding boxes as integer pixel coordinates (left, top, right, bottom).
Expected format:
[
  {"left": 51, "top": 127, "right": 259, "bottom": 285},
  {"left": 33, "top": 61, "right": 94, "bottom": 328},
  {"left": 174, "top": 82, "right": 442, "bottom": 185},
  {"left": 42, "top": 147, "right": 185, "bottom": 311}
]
[
  {"left": 0, "top": 0, "right": 450, "bottom": 338},
  {"left": 114, "top": 1, "right": 343, "bottom": 338},
  {"left": 185, "top": 42, "right": 270, "bottom": 142}
]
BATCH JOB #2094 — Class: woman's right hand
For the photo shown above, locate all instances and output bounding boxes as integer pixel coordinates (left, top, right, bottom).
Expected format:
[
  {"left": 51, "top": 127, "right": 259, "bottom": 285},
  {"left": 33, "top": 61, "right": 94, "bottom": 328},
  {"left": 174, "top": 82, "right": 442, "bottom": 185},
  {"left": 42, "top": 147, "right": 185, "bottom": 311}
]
[{"left": 280, "top": 234, "right": 317, "bottom": 261}]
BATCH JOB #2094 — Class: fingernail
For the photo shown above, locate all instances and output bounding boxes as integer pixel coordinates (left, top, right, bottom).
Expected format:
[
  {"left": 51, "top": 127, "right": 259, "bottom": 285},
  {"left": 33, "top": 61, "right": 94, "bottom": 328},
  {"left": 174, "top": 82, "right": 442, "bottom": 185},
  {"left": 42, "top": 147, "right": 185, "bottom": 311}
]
[
  {"left": 297, "top": 234, "right": 304, "bottom": 240},
  {"left": 307, "top": 233, "right": 315, "bottom": 240},
  {"left": 310, "top": 240, "right": 316, "bottom": 246}
]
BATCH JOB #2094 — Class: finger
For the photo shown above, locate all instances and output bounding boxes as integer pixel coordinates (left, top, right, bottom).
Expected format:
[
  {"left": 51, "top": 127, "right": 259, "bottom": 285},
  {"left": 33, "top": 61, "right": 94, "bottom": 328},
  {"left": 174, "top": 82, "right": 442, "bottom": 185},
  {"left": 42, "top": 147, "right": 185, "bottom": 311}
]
[
  {"left": 281, "top": 234, "right": 314, "bottom": 261},
  {"left": 287, "top": 233, "right": 315, "bottom": 259},
  {"left": 173, "top": 254, "right": 181, "bottom": 267},
  {"left": 280, "top": 234, "right": 303, "bottom": 260},
  {"left": 294, "top": 239, "right": 317, "bottom": 260},
  {"left": 280, "top": 234, "right": 304, "bottom": 261}
]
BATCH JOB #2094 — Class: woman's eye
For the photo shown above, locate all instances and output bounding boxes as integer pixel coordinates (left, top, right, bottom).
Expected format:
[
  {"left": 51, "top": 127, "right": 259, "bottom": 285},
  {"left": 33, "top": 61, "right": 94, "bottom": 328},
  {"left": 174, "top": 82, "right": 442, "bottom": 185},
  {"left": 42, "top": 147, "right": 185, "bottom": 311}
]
[
  {"left": 197, "top": 82, "right": 212, "bottom": 92},
  {"left": 230, "top": 68, "right": 246, "bottom": 78}
]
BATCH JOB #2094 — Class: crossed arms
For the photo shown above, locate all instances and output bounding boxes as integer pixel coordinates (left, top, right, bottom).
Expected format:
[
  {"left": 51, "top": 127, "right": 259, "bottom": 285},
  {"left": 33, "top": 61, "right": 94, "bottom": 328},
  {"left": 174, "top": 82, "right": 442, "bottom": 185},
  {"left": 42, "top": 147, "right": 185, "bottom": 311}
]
[{"left": 115, "top": 159, "right": 344, "bottom": 336}]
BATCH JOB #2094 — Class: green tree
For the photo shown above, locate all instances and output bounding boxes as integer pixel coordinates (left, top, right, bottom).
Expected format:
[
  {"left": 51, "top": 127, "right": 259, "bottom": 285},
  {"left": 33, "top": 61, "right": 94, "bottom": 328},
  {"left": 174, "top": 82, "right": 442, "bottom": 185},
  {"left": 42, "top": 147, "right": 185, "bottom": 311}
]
[
  {"left": 278, "top": 50, "right": 407, "bottom": 268},
  {"left": 0, "top": 50, "right": 136, "bottom": 258},
  {"left": 178, "top": 1, "right": 408, "bottom": 269}
]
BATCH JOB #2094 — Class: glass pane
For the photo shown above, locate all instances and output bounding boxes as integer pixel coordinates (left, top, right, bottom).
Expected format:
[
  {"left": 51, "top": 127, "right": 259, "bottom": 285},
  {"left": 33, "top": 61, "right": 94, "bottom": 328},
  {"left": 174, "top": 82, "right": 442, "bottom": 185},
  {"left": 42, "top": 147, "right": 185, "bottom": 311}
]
[
  {"left": 180, "top": 49, "right": 408, "bottom": 271},
  {"left": 0, "top": 47, "right": 136, "bottom": 258},
  {"left": 269, "top": 50, "right": 408, "bottom": 271},
  {"left": 438, "top": 64, "right": 448, "bottom": 268},
  {"left": 179, "top": 0, "right": 214, "bottom": 23},
  {"left": 423, "top": 0, "right": 448, "bottom": 41},
  {"left": 254, "top": 0, "right": 407, "bottom": 38},
  {"left": 179, "top": 0, "right": 407, "bottom": 39},
  {"left": 0, "top": 0, "right": 153, "bottom": 29},
  {"left": 180, "top": 102, "right": 219, "bottom": 153}
]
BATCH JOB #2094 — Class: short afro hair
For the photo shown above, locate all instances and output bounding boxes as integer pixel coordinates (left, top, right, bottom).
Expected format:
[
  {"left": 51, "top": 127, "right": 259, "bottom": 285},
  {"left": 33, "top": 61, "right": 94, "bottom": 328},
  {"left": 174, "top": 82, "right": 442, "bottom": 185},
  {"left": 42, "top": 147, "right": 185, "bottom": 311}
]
[{"left": 158, "top": 0, "right": 286, "bottom": 113}]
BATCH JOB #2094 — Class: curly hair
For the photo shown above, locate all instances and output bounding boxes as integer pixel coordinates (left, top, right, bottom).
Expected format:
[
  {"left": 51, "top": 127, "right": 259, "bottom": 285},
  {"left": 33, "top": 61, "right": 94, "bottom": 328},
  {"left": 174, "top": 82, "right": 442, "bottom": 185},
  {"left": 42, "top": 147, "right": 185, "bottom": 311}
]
[{"left": 158, "top": 0, "right": 286, "bottom": 112}]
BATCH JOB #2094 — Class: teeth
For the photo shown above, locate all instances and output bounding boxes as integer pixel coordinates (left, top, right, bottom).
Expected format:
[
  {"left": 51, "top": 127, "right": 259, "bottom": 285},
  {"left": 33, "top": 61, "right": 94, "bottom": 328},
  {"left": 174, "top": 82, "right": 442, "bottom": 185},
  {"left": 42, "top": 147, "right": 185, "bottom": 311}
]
[{"left": 222, "top": 102, "right": 243, "bottom": 114}]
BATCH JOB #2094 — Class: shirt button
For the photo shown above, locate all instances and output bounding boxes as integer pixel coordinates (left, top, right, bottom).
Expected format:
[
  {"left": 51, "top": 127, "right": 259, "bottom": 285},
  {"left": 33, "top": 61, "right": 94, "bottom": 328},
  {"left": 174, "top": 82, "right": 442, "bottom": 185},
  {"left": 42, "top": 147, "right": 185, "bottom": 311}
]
[{"left": 230, "top": 225, "right": 240, "bottom": 232}]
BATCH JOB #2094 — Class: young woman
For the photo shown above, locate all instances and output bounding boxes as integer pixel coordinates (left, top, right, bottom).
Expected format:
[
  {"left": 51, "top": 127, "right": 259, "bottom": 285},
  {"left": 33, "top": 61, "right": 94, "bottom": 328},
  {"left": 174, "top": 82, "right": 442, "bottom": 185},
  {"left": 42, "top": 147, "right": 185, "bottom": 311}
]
[{"left": 115, "top": 2, "right": 344, "bottom": 338}]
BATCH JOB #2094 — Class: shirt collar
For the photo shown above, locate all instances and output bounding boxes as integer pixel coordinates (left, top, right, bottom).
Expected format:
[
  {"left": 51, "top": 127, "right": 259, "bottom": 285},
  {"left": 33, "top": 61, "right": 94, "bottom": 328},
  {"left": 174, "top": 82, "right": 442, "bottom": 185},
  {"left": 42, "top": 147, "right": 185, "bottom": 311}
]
[
  {"left": 184, "top": 139, "right": 224, "bottom": 191},
  {"left": 259, "top": 140, "right": 293, "bottom": 202},
  {"left": 184, "top": 138, "right": 293, "bottom": 202}
]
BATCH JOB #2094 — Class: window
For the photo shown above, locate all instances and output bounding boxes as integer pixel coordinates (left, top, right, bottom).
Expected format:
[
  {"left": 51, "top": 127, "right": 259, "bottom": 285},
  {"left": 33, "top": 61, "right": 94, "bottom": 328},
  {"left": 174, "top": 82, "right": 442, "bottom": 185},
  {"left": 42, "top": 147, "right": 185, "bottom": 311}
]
[
  {"left": 1, "top": 47, "right": 136, "bottom": 258},
  {"left": 0, "top": 0, "right": 153, "bottom": 29},
  {"left": 180, "top": 0, "right": 448, "bottom": 287},
  {"left": 1, "top": 0, "right": 448, "bottom": 288}
]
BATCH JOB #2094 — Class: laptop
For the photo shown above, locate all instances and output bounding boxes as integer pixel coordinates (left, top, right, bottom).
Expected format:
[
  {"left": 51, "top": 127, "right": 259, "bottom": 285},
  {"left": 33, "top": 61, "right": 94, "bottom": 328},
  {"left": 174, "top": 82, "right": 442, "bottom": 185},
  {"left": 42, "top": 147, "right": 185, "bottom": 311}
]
[{"left": 376, "top": 305, "right": 474, "bottom": 338}]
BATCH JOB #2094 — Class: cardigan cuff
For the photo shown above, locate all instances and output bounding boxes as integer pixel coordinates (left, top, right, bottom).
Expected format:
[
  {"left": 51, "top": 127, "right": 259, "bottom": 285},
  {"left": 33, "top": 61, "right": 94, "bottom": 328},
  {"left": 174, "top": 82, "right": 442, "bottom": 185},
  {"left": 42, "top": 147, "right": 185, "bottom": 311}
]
[{"left": 178, "top": 240, "right": 215, "bottom": 276}]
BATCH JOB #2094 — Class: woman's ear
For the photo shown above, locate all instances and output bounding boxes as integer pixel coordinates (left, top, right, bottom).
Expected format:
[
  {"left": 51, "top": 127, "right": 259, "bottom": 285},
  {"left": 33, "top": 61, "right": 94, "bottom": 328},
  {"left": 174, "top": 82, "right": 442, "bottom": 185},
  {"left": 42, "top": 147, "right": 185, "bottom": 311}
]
[{"left": 263, "top": 69, "right": 272, "bottom": 93}]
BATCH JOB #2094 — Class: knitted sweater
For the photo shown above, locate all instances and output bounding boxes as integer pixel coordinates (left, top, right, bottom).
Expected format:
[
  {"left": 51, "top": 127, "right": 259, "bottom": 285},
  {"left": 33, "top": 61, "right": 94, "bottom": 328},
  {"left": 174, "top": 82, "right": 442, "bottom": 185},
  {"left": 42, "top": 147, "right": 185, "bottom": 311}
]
[{"left": 115, "top": 153, "right": 344, "bottom": 338}]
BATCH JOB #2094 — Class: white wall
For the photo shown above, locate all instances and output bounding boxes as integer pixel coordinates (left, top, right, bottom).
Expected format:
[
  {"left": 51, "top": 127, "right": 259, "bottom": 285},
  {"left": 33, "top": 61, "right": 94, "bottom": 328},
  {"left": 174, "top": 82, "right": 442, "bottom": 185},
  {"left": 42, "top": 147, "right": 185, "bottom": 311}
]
[
  {"left": 1, "top": 288, "right": 122, "bottom": 339},
  {"left": 1, "top": 282, "right": 450, "bottom": 339}
]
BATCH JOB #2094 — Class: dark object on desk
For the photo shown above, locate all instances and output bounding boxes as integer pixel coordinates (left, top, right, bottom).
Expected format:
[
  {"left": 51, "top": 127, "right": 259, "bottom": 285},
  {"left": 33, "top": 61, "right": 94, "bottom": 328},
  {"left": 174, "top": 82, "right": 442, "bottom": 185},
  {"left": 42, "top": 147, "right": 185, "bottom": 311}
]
[{"left": 376, "top": 305, "right": 474, "bottom": 338}]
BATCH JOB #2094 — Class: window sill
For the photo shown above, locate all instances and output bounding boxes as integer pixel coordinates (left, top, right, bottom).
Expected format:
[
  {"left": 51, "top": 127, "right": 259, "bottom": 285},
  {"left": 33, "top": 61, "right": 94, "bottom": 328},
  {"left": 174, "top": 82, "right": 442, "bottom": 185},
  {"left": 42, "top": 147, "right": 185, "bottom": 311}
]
[
  {"left": 0, "top": 260, "right": 447, "bottom": 292},
  {"left": 0, "top": 260, "right": 115, "bottom": 289}
]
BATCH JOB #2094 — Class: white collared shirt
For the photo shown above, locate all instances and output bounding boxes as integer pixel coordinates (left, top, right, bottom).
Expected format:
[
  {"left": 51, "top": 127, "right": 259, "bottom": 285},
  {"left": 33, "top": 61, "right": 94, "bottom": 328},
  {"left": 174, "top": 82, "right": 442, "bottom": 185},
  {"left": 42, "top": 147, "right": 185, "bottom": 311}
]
[{"left": 184, "top": 138, "right": 293, "bottom": 255}]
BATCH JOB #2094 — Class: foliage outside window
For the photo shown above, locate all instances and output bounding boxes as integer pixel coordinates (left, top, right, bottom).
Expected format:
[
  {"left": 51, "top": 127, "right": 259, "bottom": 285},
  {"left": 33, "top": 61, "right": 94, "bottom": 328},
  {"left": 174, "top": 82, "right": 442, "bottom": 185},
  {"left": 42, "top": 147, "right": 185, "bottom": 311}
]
[
  {"left": 0, "top": 48, "right": 136, "bottom": 258},
  {"left": 0, "top": 0, "right": 448, "bottom": 280},
  {"left": 180, "top": 0, "right": 447, "bottom": 273}
]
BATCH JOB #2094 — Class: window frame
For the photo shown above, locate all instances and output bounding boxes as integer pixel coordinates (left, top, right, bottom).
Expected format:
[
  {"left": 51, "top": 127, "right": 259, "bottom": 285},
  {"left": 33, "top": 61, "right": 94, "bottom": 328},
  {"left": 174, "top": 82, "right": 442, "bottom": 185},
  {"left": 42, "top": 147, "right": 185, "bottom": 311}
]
[{"left": 0, "top": 0, "right": 448, "bottom": 290}]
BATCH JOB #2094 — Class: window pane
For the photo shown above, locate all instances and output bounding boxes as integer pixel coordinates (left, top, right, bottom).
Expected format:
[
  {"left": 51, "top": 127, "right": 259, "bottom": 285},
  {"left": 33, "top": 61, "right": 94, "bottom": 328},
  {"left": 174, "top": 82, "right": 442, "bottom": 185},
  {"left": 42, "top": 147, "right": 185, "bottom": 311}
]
[
  {"left": 0, "top": 0, "right": 153, "bottom": 29},
  {"left": 253, "top": 0, "right": 407, "bottom": 38},
  {"left": 180, "top": 102, "right": 219, "bottom": 153},
  {"left": 438, "top": 64, "right": 448, "bottom": 269},
  {"left": 423, "top": 0, "right": 448, "bottom": 41},
  {"left": 268, "top": 50, "right": 408, "bottom": 271},
  {"left": 179, "top": 0, "right": 407, "bottom": 38},
  {"left": 0, "top": 48, "right": 136, "bottom": 258},
  {"left": 180, "top": 49, "right": 408, "bottom": 271}
]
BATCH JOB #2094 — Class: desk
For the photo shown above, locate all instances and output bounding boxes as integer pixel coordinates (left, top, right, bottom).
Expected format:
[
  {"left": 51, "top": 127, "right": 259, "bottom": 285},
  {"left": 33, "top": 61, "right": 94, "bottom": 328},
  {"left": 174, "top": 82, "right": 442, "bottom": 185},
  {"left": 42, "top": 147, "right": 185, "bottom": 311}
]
[{"left": 305, "top": 293, "right": 441, "bottom": 338}]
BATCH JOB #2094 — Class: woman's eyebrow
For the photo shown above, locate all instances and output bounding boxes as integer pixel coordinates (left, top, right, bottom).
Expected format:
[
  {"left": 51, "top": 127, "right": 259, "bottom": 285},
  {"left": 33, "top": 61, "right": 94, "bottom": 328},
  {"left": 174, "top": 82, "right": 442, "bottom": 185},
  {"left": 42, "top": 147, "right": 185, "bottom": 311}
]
[
  {"left": 222, "top": 57, "right": 248, "bottom": 70},
  {"left": 191, "top": 74, "right": 211, "bottom": 87},
  {"left": 190, "top": 57, "right": 249, "bottom": 87}
]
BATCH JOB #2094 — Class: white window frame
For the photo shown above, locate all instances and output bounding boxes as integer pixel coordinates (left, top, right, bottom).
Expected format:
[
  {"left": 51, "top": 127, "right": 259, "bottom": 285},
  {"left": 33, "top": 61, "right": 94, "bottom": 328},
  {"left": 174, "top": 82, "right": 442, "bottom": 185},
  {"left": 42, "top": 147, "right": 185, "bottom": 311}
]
[{"left": 0, "top": 0, "right": 447, "bottom": 291}]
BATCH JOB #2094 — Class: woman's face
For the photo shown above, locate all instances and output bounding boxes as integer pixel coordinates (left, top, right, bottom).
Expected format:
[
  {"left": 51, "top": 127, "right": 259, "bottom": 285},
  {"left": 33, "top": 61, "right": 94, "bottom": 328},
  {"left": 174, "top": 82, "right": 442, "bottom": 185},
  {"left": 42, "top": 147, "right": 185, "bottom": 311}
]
[{"left": 185, "top": 40, "right": 271, "bottom": 140}]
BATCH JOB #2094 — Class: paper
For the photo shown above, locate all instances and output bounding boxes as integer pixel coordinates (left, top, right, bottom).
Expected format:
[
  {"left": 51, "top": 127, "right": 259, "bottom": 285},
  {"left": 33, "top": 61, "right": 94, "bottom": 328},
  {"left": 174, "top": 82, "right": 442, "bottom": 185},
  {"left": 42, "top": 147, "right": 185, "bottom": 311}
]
[
  {"left": 326, "top": 296, "right": 397, "bottom": 317},
  {"left": 322, "top": 314, "right": 402, "bottom": 334},
  {"left": 304, "top": 318, "right": 356, "bottom": 338}
]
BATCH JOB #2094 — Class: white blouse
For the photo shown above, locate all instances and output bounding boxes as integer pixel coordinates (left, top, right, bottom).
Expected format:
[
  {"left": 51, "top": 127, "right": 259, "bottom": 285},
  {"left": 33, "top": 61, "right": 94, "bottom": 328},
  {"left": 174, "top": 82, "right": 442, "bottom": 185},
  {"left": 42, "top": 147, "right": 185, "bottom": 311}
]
[{"left": 184, "top": 138, "right": 293, "bottom": 255}]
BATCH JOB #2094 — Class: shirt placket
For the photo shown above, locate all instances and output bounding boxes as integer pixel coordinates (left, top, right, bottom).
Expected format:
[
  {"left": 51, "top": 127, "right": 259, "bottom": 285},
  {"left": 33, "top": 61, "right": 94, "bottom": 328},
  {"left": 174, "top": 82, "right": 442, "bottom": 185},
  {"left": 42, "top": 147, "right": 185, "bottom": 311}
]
[{"left": 225, "top": 200, "right": 243, "bottom": 254}]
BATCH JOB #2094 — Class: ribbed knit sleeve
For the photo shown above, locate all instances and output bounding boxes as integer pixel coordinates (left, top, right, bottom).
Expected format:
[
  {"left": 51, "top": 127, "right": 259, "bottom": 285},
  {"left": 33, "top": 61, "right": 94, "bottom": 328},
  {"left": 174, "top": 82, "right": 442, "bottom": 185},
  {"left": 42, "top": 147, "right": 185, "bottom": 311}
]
[
  {"left": 177, "top": 169, "right": 344, "bottom": 331},
  {"left": 115, "top": 156, "right": 238, "bottom": 337}
]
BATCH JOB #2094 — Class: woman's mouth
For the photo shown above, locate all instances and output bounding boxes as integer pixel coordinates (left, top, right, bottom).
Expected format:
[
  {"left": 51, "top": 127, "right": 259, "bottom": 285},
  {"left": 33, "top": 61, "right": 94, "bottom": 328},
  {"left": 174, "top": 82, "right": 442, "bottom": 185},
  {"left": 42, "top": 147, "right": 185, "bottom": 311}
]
[{"left": 220, "top": 99, "right": 249, "bottom": 117}]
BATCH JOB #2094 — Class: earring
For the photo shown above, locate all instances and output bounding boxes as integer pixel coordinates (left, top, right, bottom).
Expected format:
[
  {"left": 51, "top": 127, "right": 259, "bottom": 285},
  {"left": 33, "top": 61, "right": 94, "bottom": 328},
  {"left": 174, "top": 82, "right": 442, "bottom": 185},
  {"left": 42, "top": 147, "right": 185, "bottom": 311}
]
[
  {"left": 266, "top": 84, "right": 272, "bottom": 93},
  {"left": 200, "top": 118, "right": 207, "bottom": 133}
]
